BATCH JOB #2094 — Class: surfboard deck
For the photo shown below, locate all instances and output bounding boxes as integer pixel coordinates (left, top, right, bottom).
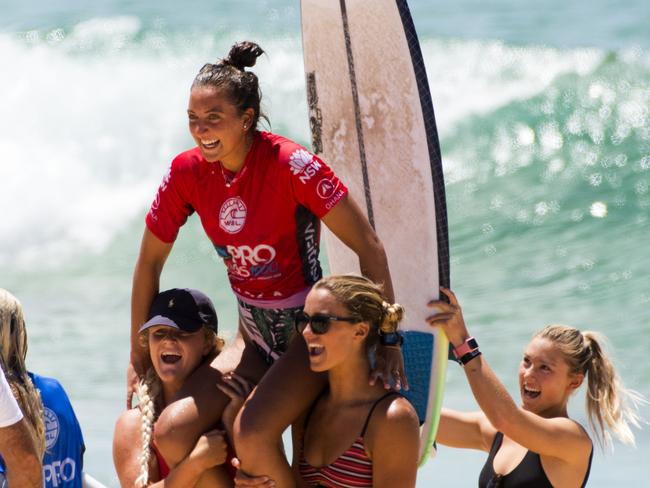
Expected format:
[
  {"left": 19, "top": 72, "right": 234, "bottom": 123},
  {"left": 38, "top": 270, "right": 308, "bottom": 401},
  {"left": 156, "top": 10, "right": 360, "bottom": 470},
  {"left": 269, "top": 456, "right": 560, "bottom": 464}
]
[{"left": 300, "top": 0, "right": 450, "bottom": 465}]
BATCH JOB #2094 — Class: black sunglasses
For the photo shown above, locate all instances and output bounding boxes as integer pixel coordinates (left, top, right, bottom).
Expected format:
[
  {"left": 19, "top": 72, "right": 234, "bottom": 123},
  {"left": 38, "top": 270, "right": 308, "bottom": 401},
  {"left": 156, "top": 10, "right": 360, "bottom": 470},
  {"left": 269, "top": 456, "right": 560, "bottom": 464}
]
[{"left": 294, "top": 311, "right": 359, "bottom": 335}]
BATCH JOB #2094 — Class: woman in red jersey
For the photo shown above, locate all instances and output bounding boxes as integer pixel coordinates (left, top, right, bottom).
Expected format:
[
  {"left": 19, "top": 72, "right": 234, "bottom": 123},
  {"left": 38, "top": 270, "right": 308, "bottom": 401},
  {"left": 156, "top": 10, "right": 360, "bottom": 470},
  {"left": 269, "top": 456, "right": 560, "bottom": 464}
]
[{"left": 128, "top": 41, "right": 406, "bottom": 487}]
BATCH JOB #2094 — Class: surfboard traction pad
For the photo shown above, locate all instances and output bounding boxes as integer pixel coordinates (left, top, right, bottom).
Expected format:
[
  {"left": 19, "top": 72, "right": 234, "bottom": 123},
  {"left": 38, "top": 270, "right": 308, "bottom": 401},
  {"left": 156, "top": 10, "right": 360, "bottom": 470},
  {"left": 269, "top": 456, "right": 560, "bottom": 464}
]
[
  {"left": 402, "top": 331, "right": 433, "bottom": 423},
  {"left": 401, "top": 330, "right": 444, "bottom": 464}
]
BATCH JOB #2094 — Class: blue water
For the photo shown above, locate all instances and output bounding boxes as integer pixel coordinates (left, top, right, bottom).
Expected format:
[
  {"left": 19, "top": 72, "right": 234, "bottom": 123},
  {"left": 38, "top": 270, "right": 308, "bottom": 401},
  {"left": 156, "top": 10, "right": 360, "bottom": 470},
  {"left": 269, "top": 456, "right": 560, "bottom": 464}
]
[{"left": 1, "top": 1, "right": 648, "bottom": 486}]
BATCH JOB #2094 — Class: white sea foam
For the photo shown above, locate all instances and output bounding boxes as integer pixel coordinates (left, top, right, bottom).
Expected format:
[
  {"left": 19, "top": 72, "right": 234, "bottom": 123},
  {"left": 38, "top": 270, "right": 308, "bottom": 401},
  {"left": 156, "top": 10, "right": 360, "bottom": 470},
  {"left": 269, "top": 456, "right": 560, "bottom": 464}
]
[
  {"left": 0, "top": 22, "right": 194, "bottom": 267},
  {"left": 0, "top": 20, "right": 611, "bottom": 267},
  {"left": 420, "top": 38, "right": 604, "bottom": 134}
]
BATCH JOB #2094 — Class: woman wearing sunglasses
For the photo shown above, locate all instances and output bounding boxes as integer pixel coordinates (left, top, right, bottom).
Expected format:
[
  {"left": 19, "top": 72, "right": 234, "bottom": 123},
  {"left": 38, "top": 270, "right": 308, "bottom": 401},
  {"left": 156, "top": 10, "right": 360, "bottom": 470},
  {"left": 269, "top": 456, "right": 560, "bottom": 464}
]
[
  {"left": 288, "top": 275, "right": 419, "bottom": 488},
  {"left": 429, "top": 288, "right": 644, "bottom": 488}
]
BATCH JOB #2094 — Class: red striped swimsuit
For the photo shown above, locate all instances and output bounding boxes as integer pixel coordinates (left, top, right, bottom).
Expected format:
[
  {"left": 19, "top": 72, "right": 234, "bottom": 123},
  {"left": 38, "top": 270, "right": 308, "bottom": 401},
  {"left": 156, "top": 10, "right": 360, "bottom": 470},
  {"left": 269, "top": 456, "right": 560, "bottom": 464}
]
[{"left": 298, "top": 392, "right": 400, "bottom": 487}]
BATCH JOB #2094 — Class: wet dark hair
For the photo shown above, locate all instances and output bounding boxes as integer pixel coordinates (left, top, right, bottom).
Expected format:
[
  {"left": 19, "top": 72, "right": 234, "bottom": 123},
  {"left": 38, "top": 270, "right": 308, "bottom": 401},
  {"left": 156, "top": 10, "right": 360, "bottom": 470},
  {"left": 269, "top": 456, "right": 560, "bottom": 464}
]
[{"left": 192, "top": 41, "right": 268, "bottom": 130}]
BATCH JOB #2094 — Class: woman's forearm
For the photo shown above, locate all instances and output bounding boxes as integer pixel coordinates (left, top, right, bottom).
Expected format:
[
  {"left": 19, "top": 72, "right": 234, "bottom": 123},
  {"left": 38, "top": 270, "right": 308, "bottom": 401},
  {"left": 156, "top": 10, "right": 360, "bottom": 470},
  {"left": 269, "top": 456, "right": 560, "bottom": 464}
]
[
  {"left": 130, "top": 229, "right": 172, "bottom": 356},
  {"left": 358, "top": 235, "right": 394, "bottom": 302},
  {"left": 131, "top": 257, "right": 163, "bottom": 354},
  {"left": 461, "top": 355, "right": 521, "bottom": 433}
]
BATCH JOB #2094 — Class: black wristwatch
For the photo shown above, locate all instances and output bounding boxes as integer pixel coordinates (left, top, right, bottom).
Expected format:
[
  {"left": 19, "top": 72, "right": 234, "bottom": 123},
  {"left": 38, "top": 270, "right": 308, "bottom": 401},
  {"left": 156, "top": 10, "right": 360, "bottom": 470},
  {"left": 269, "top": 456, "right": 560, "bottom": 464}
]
[{"left": 379, "top": 331, "right": 404, "bottom": 346}]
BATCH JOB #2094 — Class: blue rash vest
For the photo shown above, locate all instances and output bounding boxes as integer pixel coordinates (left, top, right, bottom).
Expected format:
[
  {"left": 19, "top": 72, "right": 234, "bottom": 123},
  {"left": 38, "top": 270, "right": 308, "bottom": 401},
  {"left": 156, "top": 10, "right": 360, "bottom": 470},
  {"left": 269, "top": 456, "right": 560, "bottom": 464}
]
[{"left": 0, "top": 373, "right": 85, "bottom": 488}]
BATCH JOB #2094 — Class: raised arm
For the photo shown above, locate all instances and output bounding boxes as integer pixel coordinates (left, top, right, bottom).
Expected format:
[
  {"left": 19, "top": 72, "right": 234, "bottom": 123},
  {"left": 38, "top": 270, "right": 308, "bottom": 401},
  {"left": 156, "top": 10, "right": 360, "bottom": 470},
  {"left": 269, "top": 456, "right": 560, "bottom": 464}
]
[
  {"left": 128, "top": 228, "right": 174, "bottom": 407},
  {"left": 427, "top": 288, "right": 591, "bottom": 464},
  {"left": 322, "top": 195, "right": 407, "bottom": 389},
  {"left": 321, "top": 195, "right": 394, "bottom": 301},
  {"left": 0, "top": 418, "right": 43, "bottom": 488}
]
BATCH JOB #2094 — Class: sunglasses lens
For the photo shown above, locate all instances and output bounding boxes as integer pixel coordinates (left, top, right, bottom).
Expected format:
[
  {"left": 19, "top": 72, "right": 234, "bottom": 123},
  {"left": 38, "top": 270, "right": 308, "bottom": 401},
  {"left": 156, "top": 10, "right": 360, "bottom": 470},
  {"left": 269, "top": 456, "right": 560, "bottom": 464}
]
[
  {"left": 295, "top": 312, "right": 309, "bottom": 333},
  {"left": 310, "top": 316, "right": 330, "bottom": 335},
  {"left": 294, "top": 312, "right": 331, "bottom": 335}
]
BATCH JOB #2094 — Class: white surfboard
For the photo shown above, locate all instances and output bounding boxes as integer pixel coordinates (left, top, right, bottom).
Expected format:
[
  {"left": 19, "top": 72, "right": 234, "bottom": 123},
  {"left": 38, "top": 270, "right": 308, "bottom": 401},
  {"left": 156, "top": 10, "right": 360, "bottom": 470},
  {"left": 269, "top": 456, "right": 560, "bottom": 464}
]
[
  {"left": 83, "top": 472, "right": 108, "bottom": 488},
  {"left": 301, "top": 0, "right": 450, "bottom": 465}
]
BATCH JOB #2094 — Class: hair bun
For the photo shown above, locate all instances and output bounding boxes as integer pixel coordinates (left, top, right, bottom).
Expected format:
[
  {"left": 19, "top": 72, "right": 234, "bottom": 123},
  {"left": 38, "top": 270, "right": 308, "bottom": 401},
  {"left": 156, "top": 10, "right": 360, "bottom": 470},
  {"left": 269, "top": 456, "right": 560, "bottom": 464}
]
[
  {"left": 380, "top": 301, "right": 404, "bottom": 333},
  {"left": 223, "top": 41, "right": 264, "bottom": 70}
]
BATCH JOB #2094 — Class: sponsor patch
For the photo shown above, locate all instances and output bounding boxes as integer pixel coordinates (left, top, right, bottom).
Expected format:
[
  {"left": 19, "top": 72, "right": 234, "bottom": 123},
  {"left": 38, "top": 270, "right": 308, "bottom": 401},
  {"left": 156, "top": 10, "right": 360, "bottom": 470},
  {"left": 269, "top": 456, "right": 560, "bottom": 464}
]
[
  {"left": 43, "top": 458, "right": 77, "bottom": 487},
  {"left": 215, "top": 243, "right": 280, "bottom": 280},
  {"left": 317, "top": 178, "right": 338, "bottom": 199},
  {"left": 160, "top": 167, "right": 172, "bottom": 192},
  {"left": 289, "top": 149, "right": 322, "bottom": 184},
  {"left": 43, "top": 407, "right": 59, "bottom": 450},
  {"left": 325, "top": 188, "right": 346, "bottom": 211},
  {"left": 219, "top": 197, "right": 247, "bottom": 234}
]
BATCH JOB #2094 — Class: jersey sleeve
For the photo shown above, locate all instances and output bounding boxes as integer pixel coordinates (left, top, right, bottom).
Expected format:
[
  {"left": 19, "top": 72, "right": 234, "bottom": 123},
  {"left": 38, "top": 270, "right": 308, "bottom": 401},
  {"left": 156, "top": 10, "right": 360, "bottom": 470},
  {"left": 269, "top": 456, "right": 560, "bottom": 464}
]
[
  {"left": 0, "top": 369, "right": 23, "bottom": 428},
  {"left": 145, "top": 156, "right": 195, "bottom": 243},
  {"left": 284, "top": 145, "right": 348, "bottom": 218}
]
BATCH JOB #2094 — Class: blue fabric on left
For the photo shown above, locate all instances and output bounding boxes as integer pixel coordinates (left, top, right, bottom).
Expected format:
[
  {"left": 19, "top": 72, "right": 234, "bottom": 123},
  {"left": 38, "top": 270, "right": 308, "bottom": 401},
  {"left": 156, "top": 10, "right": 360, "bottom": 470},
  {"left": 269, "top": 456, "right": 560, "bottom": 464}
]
[{"left": 0, "top": 373, "right": 85, "bottom": 488}]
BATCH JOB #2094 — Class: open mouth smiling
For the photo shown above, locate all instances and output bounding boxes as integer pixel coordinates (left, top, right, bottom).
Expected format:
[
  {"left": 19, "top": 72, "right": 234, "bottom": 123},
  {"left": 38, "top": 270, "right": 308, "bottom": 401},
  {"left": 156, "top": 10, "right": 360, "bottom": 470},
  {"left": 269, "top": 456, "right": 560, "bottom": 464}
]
[
  {"left": 522, "top": 385, "right": 541, "bottom": 399},
  {"left": 161, "top": 352, "right": 182, "bottom": 364},
  {"left": 308, "top": 344, "right": 325, "bottom": 357},
  {"left": 201, "top": 139, "right": 219, "bottom": 150}
]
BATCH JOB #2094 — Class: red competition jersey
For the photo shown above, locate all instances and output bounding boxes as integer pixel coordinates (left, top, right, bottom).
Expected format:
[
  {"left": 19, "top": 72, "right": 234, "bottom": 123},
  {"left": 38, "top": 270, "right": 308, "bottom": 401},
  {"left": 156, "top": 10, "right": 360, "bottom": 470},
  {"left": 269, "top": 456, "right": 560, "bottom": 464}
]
[{"left": 146, "top": 131, "right": 348, "bottom": 304}]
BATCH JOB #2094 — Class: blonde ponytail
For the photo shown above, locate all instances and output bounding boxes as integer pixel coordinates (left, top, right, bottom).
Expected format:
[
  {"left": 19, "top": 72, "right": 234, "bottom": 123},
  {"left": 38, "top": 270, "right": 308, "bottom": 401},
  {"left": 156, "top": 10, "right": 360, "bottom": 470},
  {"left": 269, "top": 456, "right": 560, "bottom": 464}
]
[
  {"left": 582, "top": 331, "right": 645, "bottom": 448},
  {"left": 135, "top": 368, "right": 162, "bottom": 487},
  {"left": 536, "top": 325, "right": 646, "bottom": 449}
]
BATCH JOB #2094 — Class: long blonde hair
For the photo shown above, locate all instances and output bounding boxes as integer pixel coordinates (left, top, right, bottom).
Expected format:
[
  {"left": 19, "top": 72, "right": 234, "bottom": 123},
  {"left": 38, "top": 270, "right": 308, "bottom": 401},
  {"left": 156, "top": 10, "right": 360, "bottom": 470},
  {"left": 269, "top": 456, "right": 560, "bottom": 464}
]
[
  {"left": 0, "top": 289, "right": 46, "bottom": 458},
  {"left": 536, "top": 324, "right": 646, "bottom": 449},
  {"left": 313, "top": 274, "right": 404, "bottom": 348},
  {"left": 134, "top": 328, "right": 223, "bottom": 487}
]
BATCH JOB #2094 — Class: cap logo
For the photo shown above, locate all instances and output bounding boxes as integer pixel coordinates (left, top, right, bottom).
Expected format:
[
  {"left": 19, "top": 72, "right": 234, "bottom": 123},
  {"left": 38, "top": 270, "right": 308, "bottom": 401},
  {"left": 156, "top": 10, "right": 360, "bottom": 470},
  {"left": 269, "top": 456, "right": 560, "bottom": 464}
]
[{"left": 168, "top": 299, "right": 175, "bottom": 308}]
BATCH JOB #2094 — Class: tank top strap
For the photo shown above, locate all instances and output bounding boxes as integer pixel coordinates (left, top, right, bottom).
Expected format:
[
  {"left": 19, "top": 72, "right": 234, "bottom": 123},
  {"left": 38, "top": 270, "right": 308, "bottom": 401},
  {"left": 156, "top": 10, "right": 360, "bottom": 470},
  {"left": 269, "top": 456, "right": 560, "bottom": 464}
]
[
  {"left": 360, "top": 391, "right": 402, "bottom": 437},
  {"left": 488, "top": 431, "right": 504, "bottom": 458},
  {"left": 581, "top": 446, "right": 594, "bottom": 488}
]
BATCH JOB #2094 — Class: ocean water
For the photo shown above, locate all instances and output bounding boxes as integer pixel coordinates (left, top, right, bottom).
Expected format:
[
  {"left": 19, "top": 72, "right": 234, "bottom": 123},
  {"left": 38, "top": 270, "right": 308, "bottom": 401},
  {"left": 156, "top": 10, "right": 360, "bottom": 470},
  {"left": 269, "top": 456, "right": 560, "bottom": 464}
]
[{"left": 1, "top": 1, "right": 649, "bottom": 486}]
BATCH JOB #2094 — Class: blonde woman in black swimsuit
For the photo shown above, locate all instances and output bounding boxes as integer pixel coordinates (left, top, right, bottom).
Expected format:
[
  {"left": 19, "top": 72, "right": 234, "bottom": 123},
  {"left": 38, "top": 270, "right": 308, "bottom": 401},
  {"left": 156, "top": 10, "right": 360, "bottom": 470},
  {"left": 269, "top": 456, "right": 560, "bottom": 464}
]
[{"left": 429, "top": 288, "right": 645, "bottom": 488}]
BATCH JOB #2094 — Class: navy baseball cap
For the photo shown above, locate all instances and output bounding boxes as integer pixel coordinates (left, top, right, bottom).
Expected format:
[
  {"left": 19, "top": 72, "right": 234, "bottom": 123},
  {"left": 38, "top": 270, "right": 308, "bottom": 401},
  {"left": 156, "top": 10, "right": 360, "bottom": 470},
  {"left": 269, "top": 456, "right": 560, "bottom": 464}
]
[{"left": 139, "top": 288, "right": 218, "bottom": 334}]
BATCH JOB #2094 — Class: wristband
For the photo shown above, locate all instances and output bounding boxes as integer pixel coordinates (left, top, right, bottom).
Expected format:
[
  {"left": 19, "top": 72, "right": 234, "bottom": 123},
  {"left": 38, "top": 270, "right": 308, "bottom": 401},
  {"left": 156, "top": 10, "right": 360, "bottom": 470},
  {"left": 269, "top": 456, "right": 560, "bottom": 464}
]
[
  {"left": 379, "top": 331, "right": 404, "bottom": 347},
  {"left": 459, "top": 349, "right": 482, "bottom": 366},
  {"left": 452, "top": 337, "right": 478, "bottom": 360}
]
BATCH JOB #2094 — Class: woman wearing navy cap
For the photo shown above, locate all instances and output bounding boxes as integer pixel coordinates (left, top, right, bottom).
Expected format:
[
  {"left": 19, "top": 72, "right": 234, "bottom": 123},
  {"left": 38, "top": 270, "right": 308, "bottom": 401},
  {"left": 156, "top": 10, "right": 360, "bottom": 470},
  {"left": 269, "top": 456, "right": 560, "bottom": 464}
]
[{"left": 115, "top": 288, "right": 252, "bottom": 487}]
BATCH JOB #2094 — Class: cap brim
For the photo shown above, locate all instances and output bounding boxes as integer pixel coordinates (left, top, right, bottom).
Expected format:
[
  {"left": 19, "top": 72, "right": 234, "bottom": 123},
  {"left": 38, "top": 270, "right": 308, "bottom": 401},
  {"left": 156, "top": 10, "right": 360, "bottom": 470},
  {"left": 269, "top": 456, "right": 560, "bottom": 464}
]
[{"left": 138, "top": 316, "right": 182, "bottom": 334}]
